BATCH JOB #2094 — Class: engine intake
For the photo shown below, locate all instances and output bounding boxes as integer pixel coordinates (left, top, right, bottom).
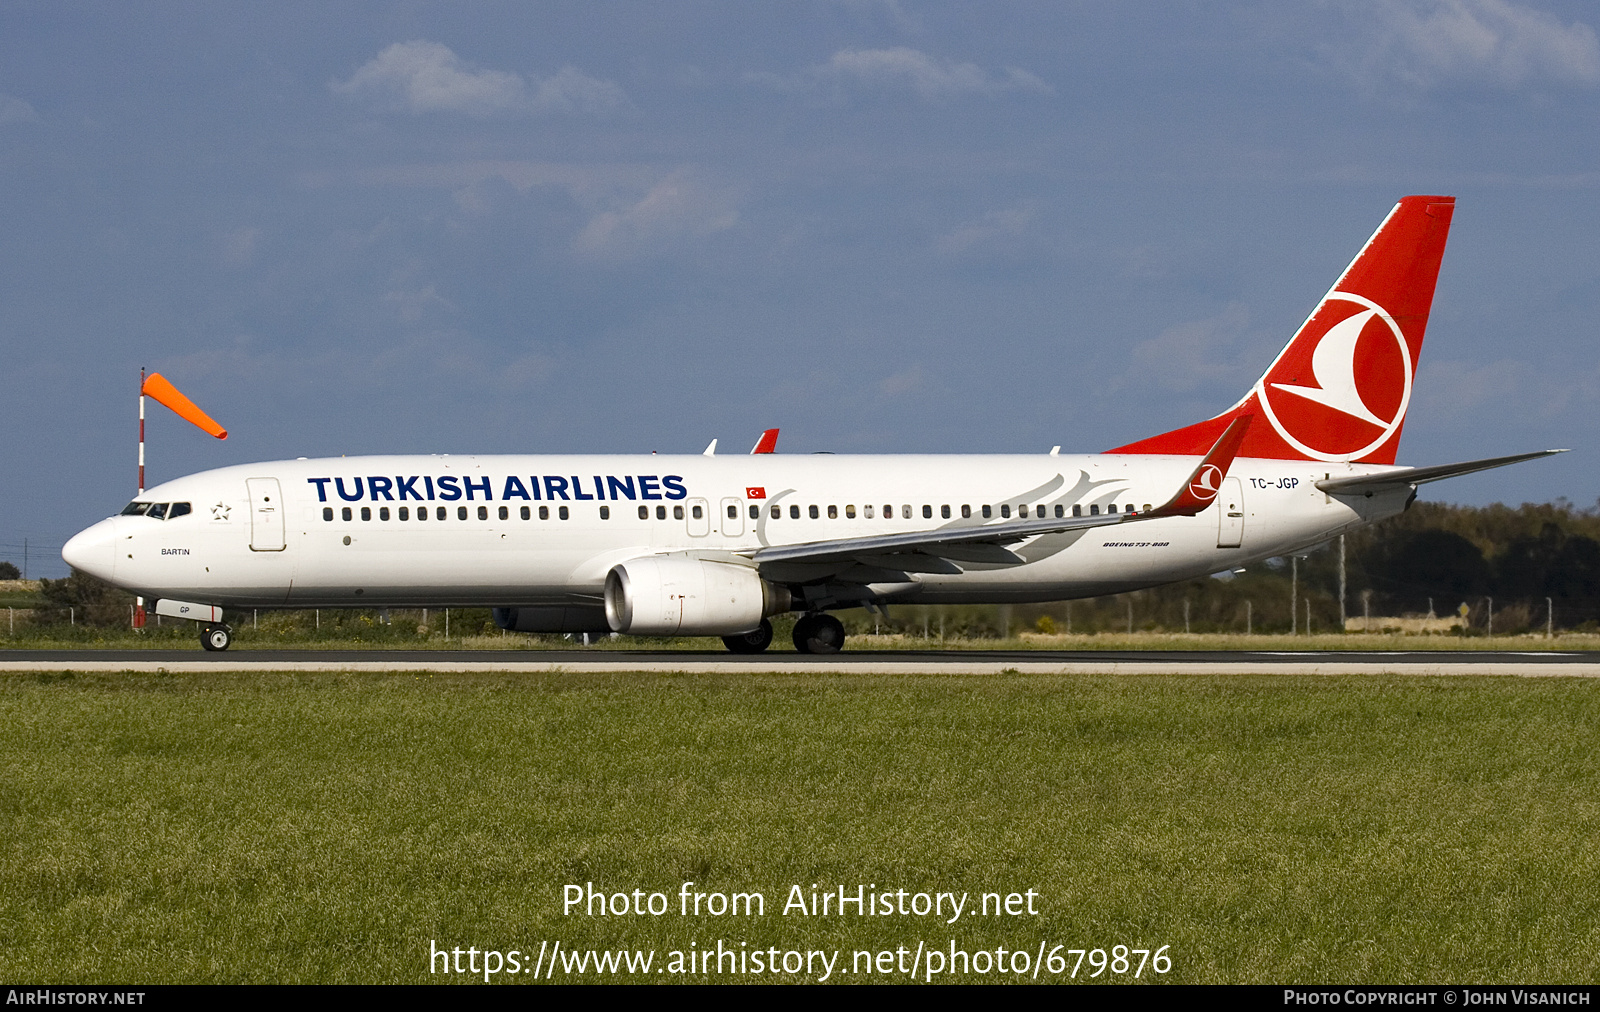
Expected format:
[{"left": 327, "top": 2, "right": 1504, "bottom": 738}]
[{"left": 605, "top": 557, "right": 791, "bottom": 635}]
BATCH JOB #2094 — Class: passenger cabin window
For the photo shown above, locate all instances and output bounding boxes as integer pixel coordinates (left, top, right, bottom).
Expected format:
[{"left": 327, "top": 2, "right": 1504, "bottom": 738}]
[
  {"left": 657, "top": 505, "right": 667, "bottom": 520},
  {"left": 771, "top": 505, "right": 781, "bottom": 519},
  {"left": 884, "top": 505, "right": 894, "bottom": 518},
  {"left": 361, "top": 507, "right": 372, "bottom": 521},
  {"left": 1000, "top": 505, "right": 1010, "bottom": 519},
  {"left": 522, "top": 506, "right": 531, "bottom": 520},
  {"left": 846, "top": 505, "right": 856, "bottom": 519},
  {"left": 417, "top": 507, "right": 428, "bottom": 521},
  {"left": 559, "top": 506, "right": 569, "bottom": 520},
  {"left": 828, "top": 505, "right": 837, "bottom": 519},
  {"left": 498, "top": 506, "right": 509, "bottom": 520},
  {"left": 1055, "top": 505, "right": 1065, "bottom": 518},
  {"left": 749, "top": 505, "right": 759, "bottom": 520},
  {"left": 379, "top": 507, "right": 390, "bottom": 521},
  {"left": 599, "top": 506, "right": 610, "bottom": 520},
  {"left": 1108, "top": 504, "right": 1117, "bottom": 513},
  {"left": 1073, "top": 505, "right": 1082, "bottom": 517},
  {"left": 982, "top": 505, "right": 992, "bottom": 519},
  {"left": 539, "top": 506, "right": 550, "bottom": 520},
  {"left": 692, "top": 505, "right": 703, "bottom": 519},
  {"left": 1143, "top": 504, "right": 1151, "bottom": 513},
  {"left": 941, "top": 505, "right": 951, "bottom": 519},
  {"left": 342, "top": 507, "right": 353, "bottom": 521},
  {"left": 639, "top": 506, "right": 649, "bottom": 520},
  {"left": 1127, "top": 504, "right": 1136, "bottom": 514},
  {"left": 399, "top": 507, "right": 409, "bottom": 521},
  {"left": 1090, "top": 505, "right": 1100, "bottom": 515},
  {"left": 674, "top": 505, "right": 684, "bottom": 520},
  {"left": 961, "top": 505, "right": 971, "bottom": 518},
  {"left": 458, "top": 506, "right": 468, "bottom": 520},
  {"left": 728, "top": 504, "right": 738, "bottom": 519},
  {"left": 436, "top": 506, "right": 447, "bottom": 520},
  {"left": 864, "top": 505, "right": 875, "bottom": 519},
  {"left": 902, "top": 505, "right": 912, "bottom": 519},
  {"left": 809, "top": 505, "right": 819, "bottom": 519},
  {"left": 323, "top": 507, "right": 334, "bottom": 521},
  {"left": 791, "top": 505, "right": 800, "bottom": 519}
]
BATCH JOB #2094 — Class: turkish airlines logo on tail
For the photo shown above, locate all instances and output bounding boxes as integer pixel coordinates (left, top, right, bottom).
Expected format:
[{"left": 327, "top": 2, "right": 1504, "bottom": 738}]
[
  {"left": 1188, "top": 464, "right": 1224, "bottom": 503},
  {"left": 1257, "top": 292, "right": 1413, "bottom": 462}
]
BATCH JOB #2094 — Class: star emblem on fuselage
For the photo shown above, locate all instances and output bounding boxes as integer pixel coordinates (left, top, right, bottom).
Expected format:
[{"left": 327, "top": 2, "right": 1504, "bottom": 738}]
[{"left": 211, "top": 502, "right": 231, "bottom": 521}]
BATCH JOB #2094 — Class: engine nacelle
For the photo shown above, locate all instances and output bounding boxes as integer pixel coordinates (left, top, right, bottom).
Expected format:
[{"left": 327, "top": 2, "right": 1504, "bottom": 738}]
[{"left": 605, "top": 557, "right": 790, "bottom": 636}]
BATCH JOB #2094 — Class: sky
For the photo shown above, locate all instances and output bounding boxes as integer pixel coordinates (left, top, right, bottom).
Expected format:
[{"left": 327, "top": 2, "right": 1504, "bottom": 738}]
[{"left": 3, "top": 1, "right": 1599, "bottom": 576}]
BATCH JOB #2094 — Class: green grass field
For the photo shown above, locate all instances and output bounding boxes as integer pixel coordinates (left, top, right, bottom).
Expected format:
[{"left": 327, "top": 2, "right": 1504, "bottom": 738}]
[{"left": 2, "top": 669, "right": 1597, "bottom": 983}]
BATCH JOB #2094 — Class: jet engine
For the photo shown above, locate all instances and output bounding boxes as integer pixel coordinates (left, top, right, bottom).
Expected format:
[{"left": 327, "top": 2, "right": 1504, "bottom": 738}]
[{"left": 604, "top": 556, "right": 791, "bottom": 635}]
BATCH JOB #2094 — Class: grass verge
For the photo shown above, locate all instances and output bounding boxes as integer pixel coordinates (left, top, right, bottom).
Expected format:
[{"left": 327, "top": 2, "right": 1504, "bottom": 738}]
[{"left": 1, "top": 670, "right": 1597, "bottom": 983}]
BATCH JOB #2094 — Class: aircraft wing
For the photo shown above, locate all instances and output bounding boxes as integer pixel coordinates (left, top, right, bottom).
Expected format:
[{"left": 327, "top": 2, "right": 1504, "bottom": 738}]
[
  {"left": 1314, "top": 449, "right": 1566, "bottom": 497},
  {"left": 751, "top": 416, "right": 1253, "bottom": 570}
]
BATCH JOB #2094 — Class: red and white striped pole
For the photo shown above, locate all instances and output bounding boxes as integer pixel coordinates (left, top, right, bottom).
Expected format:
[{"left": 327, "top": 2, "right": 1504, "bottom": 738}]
[
  {"left": 134, "top": 367, "right": 147, "bottom": 630},
  {"left": 138, "top": 366, "right": 146, "bottom": 495}
]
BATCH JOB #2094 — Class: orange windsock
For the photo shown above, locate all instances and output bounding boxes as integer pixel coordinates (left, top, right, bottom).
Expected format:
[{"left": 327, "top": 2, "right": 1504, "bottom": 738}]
[{"left": 141, "top": 373, "right": 227, "bottom": 439}]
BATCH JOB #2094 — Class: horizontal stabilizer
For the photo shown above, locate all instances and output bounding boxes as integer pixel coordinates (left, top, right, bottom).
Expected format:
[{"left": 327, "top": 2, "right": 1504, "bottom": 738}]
[{"left": 1314, "top": 449, "right": 1566, "bottom": 496}]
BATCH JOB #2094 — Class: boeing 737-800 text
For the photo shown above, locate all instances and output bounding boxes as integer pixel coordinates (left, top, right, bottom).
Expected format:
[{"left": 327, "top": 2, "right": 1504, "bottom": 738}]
[{"left": 62, "top": 195, "right": 1562, "bottom": 652}]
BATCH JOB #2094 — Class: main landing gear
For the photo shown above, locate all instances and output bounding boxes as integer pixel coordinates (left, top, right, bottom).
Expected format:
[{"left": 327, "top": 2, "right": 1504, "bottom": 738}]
[
  {"left": 721, "top": 618, "right": 774, "bottom": 654},
  {"left": 719, "top": 614, "right": 847, "bottom": 654},
  {"left": 200, "top": 623, "right": 233, "bottom": 652},
  {"left": 792, "top": 613, "right": 845, "bottom": 654}
]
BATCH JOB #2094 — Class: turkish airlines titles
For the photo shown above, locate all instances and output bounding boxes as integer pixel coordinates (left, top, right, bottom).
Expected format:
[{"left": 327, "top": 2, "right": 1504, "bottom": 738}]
[{"left": 304, "top": 474, "right": 690, "bottom": 504}]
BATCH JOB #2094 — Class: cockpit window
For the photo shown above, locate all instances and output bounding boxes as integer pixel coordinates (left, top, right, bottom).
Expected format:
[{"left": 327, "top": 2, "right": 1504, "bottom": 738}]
[{"left": 120, "top": 501, "right": 191, "bottom": 519}]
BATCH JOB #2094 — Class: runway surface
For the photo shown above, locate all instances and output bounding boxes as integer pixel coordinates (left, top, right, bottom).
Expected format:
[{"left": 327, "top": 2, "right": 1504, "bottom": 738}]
[{"left": 4, "top": 648, "right": 1600, "bottom": 676}]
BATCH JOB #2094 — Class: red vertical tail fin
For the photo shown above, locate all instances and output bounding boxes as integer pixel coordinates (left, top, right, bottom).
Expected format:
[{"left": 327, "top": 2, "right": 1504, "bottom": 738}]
[{"left": 1110, "top": 195, "right": 1454, "bottom": 464}]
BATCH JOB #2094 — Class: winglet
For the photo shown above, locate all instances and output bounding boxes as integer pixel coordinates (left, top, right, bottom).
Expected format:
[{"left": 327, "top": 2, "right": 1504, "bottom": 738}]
[
  {"left": 750, "top": 428, "right": 779, "bottom": 454},
  {"left": 703, "top": 439, "right": 718, "bottom": 456},
  {"left": 1144, "top": 414, "right": 1253, "bottom": 518}
]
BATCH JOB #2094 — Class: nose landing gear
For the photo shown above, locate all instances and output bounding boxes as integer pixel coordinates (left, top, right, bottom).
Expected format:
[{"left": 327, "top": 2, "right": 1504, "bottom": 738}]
[
  {"left": 200, "top": 623, "right": 233, "bottom": 652},
  {"left": 792, "top": 613, "right": 845, "bottom": 654}
]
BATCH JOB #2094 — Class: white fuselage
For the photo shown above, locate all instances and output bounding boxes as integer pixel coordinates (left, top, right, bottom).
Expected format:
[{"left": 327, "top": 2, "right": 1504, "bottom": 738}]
[{"left": 64, "top": 452, "right": 1410, "bottom": 610}]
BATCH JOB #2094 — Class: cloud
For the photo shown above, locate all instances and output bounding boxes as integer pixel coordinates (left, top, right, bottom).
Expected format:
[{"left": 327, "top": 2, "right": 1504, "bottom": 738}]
[
  {"left": 220, "top": 227, "right": 261, "bottom": 265},
  {"left": 1357, "top": 0, "right": 1600, "bottom": 89},
  {"left": 750, "top": 47, "right": 1052, "bottom": 100},
  {"left": 382, "top": 284, "right": 456, "bottom": 325},
  {"left": 937, "top": 205, "right": 1037, "bottom": 254},
  {"left": 1120, "top": 303, "right": 1255, "bottom": 394},
  {"left": 573, "top": 171, "right": 740, "bottom": 260},
  {"left": 307, "top": 160, "right": 655, "bottom": 203},
  {"left": 0, "top": 94, "right": 38, "bottom": 124},
  {"left": 878, "top": 363, "right": 926, "bottom": 396},
  {"left": 331, "top": 41, "right": 626, "bottom": 117},
  {"left": 1414, "top": 357, "right": 1583, "bottom": 422}
]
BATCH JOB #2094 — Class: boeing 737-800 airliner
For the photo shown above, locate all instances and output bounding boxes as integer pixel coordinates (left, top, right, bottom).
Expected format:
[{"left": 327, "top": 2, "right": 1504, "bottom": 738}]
[{"left": 62, "top": 196, "right": 1562, "bottom": 652}]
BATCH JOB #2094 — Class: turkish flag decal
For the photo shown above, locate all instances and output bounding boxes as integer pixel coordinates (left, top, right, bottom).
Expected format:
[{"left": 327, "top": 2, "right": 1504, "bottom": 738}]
[{"left": 745, "top": 486, "right": 766, "bottom": 499}]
